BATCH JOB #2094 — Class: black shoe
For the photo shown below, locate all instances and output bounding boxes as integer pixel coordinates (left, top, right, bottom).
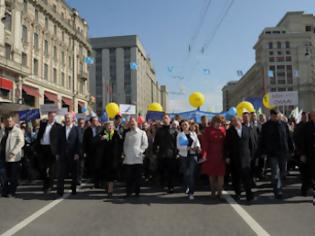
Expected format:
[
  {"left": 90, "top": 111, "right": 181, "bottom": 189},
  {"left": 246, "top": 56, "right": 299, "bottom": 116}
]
[
  {"left": 123, "top": 194, "right": 131, "bottom": 199},
  {"left": 233, "top": 194, "right": 241, "bottom": 201},
  {"left": 167, "top": 188, "right": 174, "bottom": 194},
  {"left": 135, "top": 193, "right": 140, "bottom": 198},
  {"left": 107, "top": 192, "right": 113, "bottom": 199},
  {"left": 57, "top": 191, "right": 64, "bottom": 197},
  {"left": 275, "top": 193, "right": 283, "bottom": 200},
  {"left": 71, "top": 190, "right": 77, "bottom": 195},
  {"left": 246, "top": 193, "right": 255, "bottom": 202}
]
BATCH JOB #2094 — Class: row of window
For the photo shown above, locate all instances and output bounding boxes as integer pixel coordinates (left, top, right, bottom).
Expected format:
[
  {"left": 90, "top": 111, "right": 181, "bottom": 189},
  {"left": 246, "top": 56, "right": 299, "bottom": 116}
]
[
  {"left": 268, "top": 41, "right": 290, "bottom": 49},
  {"left": 269, "top": 56, "right": 292, "bottom": 63},
  {"left": 269, "top": 50, "right": 290, "bottom": 56},
  {"left": 270, "top": 87, "right": 294, "bottom": 92}
]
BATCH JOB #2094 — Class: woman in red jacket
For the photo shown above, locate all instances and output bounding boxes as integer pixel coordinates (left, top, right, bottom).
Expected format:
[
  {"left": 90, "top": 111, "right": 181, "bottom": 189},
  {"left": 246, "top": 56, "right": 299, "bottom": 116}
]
[{"left": 201, "top": 115, "right": 226, "bottom": 199}]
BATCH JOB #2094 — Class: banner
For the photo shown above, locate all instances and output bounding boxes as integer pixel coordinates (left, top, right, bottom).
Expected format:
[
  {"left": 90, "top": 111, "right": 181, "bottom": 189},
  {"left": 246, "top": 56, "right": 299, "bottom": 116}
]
[
  {"left": 40, "top": 104, "right": 59, "bottom": 115},
  {"left": 120, "top": 104, "right": 136, "bottom": 115},
  {"left": 146, "top": 111, "right": 164, "bottom": 121},
  {"left": 245, "top": 97, "right": 263, "bottom": 110},
  {"left": 19, "top": 109, "right": 40, "bottom": 122},
  {"left": 168, "top": 110, "right": 226, "bottom": 123},
  {"left": 269, "top": 91, "right": 298, "bottom": 106}
]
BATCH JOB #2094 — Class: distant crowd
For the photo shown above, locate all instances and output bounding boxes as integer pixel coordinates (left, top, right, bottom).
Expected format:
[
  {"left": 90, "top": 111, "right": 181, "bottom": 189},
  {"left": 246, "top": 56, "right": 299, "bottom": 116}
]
[{"left": 0, "top": 108, "right": 314, "bottom": 204}]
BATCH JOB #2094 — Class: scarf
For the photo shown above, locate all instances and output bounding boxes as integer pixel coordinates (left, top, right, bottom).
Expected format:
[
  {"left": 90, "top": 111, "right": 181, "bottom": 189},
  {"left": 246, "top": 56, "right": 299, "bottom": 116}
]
[{"left": 103, "top": 130, "right": 114, "bottom": 141}]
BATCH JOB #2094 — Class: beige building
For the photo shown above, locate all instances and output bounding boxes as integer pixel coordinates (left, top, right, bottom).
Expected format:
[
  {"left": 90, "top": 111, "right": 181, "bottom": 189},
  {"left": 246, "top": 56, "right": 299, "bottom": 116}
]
[
  {"left": 89, "top": 35, "right": 168, "bottom": 114},
  {"left": 0, "top": 0, "right": 92, "bottom": 112},
  {"left": 222, "top": 11, "right": 315, "bottom": 114}
]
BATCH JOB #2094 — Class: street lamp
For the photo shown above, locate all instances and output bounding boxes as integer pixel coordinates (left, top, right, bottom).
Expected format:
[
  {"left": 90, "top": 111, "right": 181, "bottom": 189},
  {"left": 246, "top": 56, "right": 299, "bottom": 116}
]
[{"left": 71, "top": 8, "right": 79, "bottom": 112}]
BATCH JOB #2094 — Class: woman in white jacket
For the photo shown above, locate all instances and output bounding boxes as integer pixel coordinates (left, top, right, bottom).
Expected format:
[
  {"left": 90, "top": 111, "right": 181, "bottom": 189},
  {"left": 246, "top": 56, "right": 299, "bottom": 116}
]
[{"left": 177, "top": 120, "right": 201, "bottom": 200}]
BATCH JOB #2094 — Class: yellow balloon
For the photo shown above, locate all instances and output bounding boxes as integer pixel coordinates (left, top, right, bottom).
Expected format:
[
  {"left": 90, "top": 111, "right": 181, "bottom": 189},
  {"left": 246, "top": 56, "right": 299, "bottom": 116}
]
[
  {"left": 263, "top": 93, "right": 275, "bottom": 109},
  {"left": 189, "top": 92, "right": 205, "bottom": 108},
  {"left": 236, "top": 101, "right": 255, "bottom": 117},
  {"left": 147, "top": 103, "right": 163, "bottom": 112},
  {"left": 106, "top": 103, "right": 120, "bottom": 119}
]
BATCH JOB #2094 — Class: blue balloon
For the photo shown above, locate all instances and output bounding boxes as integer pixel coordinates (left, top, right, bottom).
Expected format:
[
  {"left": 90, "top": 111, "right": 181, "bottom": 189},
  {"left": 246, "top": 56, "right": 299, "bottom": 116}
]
[
  {"left": 81, "top": 106, "right": 87, "bottom": 113},
  {"left": 179, "top": 134, "right": 189, "bottom": 146},
  {"left": 227, "top": 107, "right": 237, "bottom": 116}
]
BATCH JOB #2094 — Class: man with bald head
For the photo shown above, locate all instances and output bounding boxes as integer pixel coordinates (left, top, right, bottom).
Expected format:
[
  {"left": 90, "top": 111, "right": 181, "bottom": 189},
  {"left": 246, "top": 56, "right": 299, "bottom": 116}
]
[{"left": 300, "top": 110, "right": 315, "bottom": 201}]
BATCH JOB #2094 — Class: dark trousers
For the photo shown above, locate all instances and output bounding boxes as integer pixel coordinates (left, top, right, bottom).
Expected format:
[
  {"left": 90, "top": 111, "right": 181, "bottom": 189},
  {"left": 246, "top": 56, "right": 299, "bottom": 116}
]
[
  {"left": 39, "top": 145, "right": 56, "bottom": 191},
  {"left": 158, "top": 157, "right": 177, "bottom": 190},
  {"left": 180, "top": 156, "right": 197, "bottom": 194},
  {"left": 231, "top": 164, "right": 253, "bottom": 198},
  {"left": 125, "top": 164, "right": 142, "bottom": 196},
  {"left": 269, "top": 154, "right": 287, "bottom": 196},
  {"left": 57, "top": 156, "right": 78, "bottom": 195},
  {"left": 300, "top": 160, "right": 315, "bottom": 195},
  {"left": 77, "top": 157, "right": 84, "bottom": 183},
  {"left": 3, "top": 162, "right": 19, "bottom": 195},
  {"left": 0, "top": 167, "right": 5, "bottom": 194}
]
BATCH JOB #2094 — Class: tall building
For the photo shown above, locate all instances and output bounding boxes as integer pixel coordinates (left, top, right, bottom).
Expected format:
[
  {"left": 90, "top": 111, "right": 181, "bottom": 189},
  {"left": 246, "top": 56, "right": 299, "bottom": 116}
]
[
  {"left": 222, "top": 12, "right": 315, "bottom": 113},
  {"left": 0, "top": 0, "right": 92, "bottom": 112},
  {"left": 89, "top": 35, "right": 168, "bottom": 114}
]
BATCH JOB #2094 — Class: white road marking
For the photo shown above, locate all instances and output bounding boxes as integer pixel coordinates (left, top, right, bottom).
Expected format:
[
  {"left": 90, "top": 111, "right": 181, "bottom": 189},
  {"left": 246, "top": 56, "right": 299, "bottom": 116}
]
[
  {"left": 0, "top": 183, "right": 89, "bottom": 236},
  {"left": 223, "top": 191, "right": 271, "bottom": 236},
  {"left": 0, "top": 194, "right": 69, "bottom": 236}
]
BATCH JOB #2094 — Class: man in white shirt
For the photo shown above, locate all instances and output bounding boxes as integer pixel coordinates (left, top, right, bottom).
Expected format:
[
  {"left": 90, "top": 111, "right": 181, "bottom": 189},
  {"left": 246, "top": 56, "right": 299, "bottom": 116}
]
[
  {"left": 123, "top": 118, "right": 148, "bottom": 197},
  {"left": 36, "top": 111, "right": 62, "bottom": 194}
]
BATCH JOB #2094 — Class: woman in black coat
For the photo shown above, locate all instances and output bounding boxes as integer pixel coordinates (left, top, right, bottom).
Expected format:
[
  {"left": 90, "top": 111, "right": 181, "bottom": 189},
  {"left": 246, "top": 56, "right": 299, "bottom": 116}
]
[{"left": 95, "top": 121, "right": 121, "bottom": 198}]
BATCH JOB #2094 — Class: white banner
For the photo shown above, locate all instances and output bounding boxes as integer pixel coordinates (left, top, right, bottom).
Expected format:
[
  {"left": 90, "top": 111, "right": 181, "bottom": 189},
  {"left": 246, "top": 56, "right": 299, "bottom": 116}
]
[
  {"left": 269, "top": 91, "right": 298, "bottom": 106},
  {"left": 120, "top": 104, "right": 136, "bottom": 115},
  {"left": 40, "top": 104, "right": 59, "bottom": 115}
]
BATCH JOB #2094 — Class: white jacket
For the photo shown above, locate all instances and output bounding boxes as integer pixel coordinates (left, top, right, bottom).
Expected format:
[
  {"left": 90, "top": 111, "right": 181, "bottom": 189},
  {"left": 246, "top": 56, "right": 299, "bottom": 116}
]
[
  {"left": 0, "top": 126, "right": 25, "bottom": 162},
  {"left": 177, "top": 131, "right": 201, "bottom": 157},
  {"left": 123, "top": 128, "right": 148, "bottom": 165}
]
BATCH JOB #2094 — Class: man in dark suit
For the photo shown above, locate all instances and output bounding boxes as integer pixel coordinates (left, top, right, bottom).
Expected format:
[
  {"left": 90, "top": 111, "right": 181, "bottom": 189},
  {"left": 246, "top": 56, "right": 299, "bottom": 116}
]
[
  {"left": 300, "top": 110, "right": 315, "bottom": 200},
  {"left": 57, "top": 113, "right": 81, "bottom": 196},
  {"left": 225, "top": 116, "right": 254, "bottom": 201},
  {"left": 35, "top": 111, "right": 62, "bottom": 194},
  {"left": 260, "top": 109, "right": 294, "bottom": 199},
  {"left": 83, "top": 116, "right": 101, "bottom": 187}
]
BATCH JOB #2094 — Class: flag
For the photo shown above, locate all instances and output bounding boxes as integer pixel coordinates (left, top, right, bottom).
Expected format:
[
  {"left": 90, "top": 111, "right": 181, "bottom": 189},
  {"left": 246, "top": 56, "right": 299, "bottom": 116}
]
[
  {"left": 84, "top": 57, "right": 95, "bottom": 64},
  {"left": 203, "top": 69, "right": 210, "bottom": 75},
  {"left": 293, "top": 70, "right": 299, "bottom": 78},
  {"left": 100, "top": 109, "right": 108, "bottom": 122},
  {"left": 130, "top": 62, "right": 138, "bottom": 71},
  {"left": 237, "top": 70, "right": 244, "bottom": 77}
]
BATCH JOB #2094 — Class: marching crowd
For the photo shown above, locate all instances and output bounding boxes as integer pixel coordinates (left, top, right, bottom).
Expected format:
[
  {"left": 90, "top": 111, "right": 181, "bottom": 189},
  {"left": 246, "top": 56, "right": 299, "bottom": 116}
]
[{"left": 0, "top": 108, "right": 314, "bottom": 203}]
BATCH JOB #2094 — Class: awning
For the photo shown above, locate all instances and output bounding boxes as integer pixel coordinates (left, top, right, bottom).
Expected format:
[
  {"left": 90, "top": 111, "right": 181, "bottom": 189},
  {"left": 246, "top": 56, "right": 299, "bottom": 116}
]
[
  {"left": 78, "top": 101, "right": 85, "bottom": 108},
  {"left": 62, "top": 97, "right": 72, "bottom": 106},
  {"left": 44, "top": 91, "right": 58, "bottom": 103},
  {"left": 0, "top": 77, "right": 13, "bottom": 91},
  {"left": 22, "top": 85, "right": 41, "bottom": 97}
]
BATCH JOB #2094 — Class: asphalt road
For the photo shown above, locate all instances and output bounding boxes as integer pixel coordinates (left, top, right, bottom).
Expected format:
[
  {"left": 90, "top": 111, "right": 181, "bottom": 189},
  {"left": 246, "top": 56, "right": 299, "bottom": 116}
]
[{"left": 0, "top": 174, "right": 314, "bottom": 236}]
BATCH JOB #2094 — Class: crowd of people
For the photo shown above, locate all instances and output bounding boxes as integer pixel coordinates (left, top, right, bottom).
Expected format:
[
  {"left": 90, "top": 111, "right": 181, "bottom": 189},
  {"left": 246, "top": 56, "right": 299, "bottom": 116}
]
[{"left": 0, "top": 108, "right": 314, "bottom": 204}]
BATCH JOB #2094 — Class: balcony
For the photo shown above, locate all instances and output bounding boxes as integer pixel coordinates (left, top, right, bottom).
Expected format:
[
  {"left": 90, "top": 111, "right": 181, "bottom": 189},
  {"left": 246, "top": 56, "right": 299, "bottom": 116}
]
[
  {"left": 0, "top": 55, "right": 30, "bottom": 76},
  {"left": 78, "top": 71, "right": 88, "bottom": 81}
]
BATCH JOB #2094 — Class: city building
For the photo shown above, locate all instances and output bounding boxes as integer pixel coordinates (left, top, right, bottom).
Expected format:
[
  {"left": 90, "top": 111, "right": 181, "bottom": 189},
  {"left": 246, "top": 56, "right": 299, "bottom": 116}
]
[
  {"left": 222, "top": 11, "right": 315, "bottom": 113},
  {"left": 0, "top": 0, "right": 92, "bottom": 112},
  {"left": 89, "top": 35, "right": 168, "bottom": 114}
]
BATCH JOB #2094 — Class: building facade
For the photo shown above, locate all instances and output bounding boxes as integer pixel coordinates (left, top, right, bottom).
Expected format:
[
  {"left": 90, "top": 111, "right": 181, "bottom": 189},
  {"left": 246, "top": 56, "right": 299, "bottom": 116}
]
[
  {"left": 0, "top": 0, "right": 92, "bottom": 112},
  {"left": 90, "top": 35, "right": 168, "bottom": 114},
  {"left": 222, "top": 12, "right": 315, "bottom": 113}
]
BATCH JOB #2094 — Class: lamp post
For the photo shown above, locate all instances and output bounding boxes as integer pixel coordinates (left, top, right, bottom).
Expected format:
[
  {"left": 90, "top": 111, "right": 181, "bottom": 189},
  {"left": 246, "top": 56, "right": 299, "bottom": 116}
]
[{"left": 71, "top": 8, "right": 78, "bottom": 112}]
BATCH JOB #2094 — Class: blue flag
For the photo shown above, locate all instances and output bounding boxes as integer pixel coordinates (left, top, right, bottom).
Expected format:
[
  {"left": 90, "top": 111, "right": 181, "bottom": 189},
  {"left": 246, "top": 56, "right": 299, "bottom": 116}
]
[
  {"left": 130, "top": 62, "right": 138, "bottom": 71},
  {"left": 84, "top": 57, "right": 95, "bottom": 64}
]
